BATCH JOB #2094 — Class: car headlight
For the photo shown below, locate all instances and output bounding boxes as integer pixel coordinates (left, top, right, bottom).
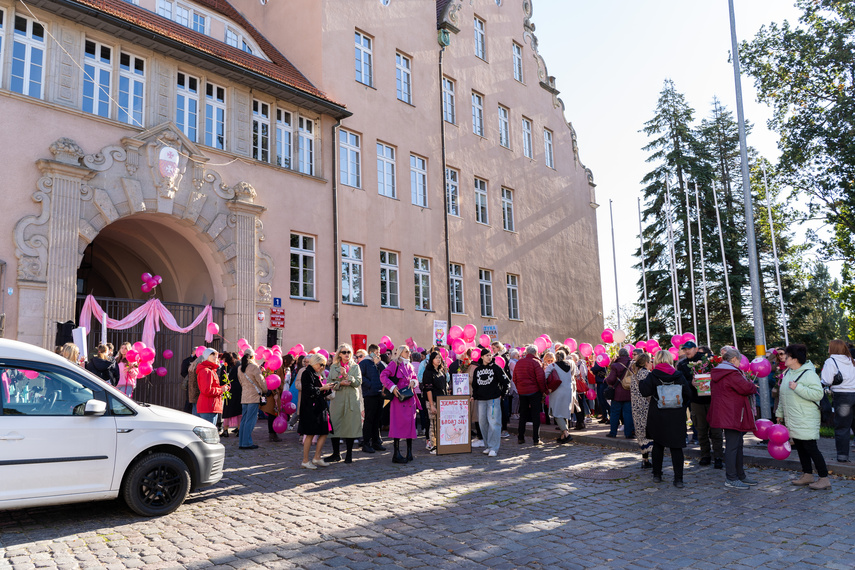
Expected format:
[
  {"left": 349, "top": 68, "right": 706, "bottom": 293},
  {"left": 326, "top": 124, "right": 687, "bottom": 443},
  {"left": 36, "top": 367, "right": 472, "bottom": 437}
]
[{"left": 193, "top": 426, "right": 220, "bottom": 444}]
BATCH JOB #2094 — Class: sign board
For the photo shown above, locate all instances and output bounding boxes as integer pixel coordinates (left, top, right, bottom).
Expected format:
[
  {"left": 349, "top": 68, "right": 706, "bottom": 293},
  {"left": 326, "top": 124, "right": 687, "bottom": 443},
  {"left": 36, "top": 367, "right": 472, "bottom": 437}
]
[
  {"left": 270, "top": 307, "right": 285, "bottom": 329},
  {"left": 256, "top": 310, "right": 265, "bottom": 322},
  {"left": 433, "top": 320, "right": 447, "bottom": 346},
  {"left": 483, "top": 325, "right": 498, "bottom": 341},
  {"left": 273, "top": 297, "right": 282, "bottom": 308},
  {"left": 72, "top": 327, "right": 88, "bottom": 361},
  {"left": 452, "top": 373, "right": 470, "bottom": 396},
  {"left": 436, "top": 395, "right": 471, "bottom": 454}
]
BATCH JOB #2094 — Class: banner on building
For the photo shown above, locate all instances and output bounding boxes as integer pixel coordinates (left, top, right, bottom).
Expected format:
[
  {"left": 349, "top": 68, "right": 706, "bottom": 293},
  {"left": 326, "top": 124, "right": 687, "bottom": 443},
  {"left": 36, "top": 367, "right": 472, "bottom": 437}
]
[{"left": 433, "top": 320, "right": 448, "bottom": 346}]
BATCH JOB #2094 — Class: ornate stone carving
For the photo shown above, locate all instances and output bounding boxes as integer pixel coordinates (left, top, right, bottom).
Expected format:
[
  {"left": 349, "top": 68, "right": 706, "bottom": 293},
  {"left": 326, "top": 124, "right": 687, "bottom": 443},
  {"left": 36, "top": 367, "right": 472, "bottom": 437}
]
[
  {"left": 14, "top": 177, "right": 53, "bottom": 282},
  {"left": 257, "top": 282, "right": 272, "bottom": 304},
  {"left": 83, "top": 145, "right": 127, "bottom": 171},
  {"left": 93, "top": 188, "right": 120, "bottom": 224},
  {"left": 121, "top": 178, "right": 146, "bottom": 213},
  {"left": 232, "top": 181, "right": 257, "bottom": 202},
  {"left": 49, "top": 138, "right": 83, "bottom": 165}
]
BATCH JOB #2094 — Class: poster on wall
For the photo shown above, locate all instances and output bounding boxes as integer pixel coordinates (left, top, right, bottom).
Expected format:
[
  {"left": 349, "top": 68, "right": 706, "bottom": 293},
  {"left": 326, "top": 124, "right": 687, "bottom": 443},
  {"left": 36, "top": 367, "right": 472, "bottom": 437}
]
[
  {"left": 452, "top": 373, "right": 470, "bottom": 396},
  {"left": 483, "top": 325, "right": 498, "bottom": 342},
  {"left": 433, "top": 320, "right": 448, "bottom": 346},
  {"left": 437, "top": 395, "right": 471, "bottom": 454}
]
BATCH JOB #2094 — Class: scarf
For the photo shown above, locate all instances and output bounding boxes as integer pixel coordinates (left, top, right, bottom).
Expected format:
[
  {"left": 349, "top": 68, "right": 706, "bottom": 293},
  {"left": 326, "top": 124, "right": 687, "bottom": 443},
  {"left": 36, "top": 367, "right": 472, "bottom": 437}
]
[{"left": 654, "top": 363, "right": 676, "bottom": 374}]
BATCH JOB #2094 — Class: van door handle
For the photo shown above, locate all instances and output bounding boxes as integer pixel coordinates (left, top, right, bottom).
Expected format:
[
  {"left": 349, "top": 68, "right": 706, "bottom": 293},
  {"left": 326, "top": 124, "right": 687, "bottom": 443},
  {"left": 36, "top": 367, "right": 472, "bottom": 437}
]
[{"left": 0, "top": 434, "right": 24, "bottom": 440}]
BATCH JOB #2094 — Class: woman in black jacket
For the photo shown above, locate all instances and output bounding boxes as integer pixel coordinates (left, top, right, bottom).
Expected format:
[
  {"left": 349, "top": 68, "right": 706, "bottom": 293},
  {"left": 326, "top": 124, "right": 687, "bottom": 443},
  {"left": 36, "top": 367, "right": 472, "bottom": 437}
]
[
  {"left": 423, "top": 350, "right": 449, "bottom": 453},
  {"left": 85, "top": 344, "right": 118, "bottom": 386},
  {"left": 472, "top": 351, "right": 510, "bottom": 457},
  {"left": 639, "top": 350, "right": 693, "bottom": 488},
  {"left": 298, "top": 354, "right": 334, "bottom": 469}
]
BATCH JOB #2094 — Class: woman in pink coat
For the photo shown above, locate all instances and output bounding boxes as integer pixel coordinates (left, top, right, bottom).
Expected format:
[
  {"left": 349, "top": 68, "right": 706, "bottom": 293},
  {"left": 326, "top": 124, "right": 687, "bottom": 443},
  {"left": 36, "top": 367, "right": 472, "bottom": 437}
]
[{"left": 381, "top": 345, "right": 421, "bottom": 464}]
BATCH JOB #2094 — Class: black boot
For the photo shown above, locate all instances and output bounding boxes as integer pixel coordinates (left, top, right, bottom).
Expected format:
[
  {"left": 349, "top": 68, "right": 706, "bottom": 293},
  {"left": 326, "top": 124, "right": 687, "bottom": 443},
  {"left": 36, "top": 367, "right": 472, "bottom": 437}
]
[
  {"left": 344, "top": 438, "right": 354, "bottom": 464},
  {"left": 641, "top": 452, "right": 652, "bottom": 469},
  {"left": 406, "top": 439, "right": 414, "bottom": 462},
  {"left": 325, "top": 437, "right": 342, "bottom": 462},
  {"left": 392, "top": 439, "right": 407, "bottom": 463}
]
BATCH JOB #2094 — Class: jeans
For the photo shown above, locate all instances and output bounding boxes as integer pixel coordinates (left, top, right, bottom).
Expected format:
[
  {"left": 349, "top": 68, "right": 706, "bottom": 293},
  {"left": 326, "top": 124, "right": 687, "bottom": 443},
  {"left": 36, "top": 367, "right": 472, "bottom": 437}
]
[
  {"left": 652, "top": 442, "right": 684, "bottom": 481},
  {"left": 793, "top": 438, "right": 828, "bottom": 477},
  {"left": 609, "top": 400, "right": 634, "bottom": 437},
  {"left": 362, "top": 395, "right": 383, "bottom": 446},
  {"left": 199, "top": 412, "right": 219, "bottom": 426},
  {"left": 833, "top": 392, "right": 855, "bottom": 460},
  {"left": 240, "top": 403, "right": 259, "bottom": 447},
  {"left": 690, "top": 402, "right": 723, "bottom": 459},
  {"left": 723, "top": 429, "right": 746, "bottom": 481},
  {"left": 596, "top": 382, "right": 610, "bottom": 419},
  {"left": 477, "top": 398, "right": 502, "bottom": 452},
  {"left": 191, "top": 403, "right": 199, "bottom": 417},
  {"left": 518, "top": 393, "right": 542, "bottom": 442}
]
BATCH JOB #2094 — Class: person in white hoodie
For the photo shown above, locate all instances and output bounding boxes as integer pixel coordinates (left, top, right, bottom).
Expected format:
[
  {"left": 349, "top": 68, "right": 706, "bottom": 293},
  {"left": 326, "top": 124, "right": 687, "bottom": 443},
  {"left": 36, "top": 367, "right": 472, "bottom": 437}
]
[{"left": 819, "top": 339, "right": 855, "bottom": 463}]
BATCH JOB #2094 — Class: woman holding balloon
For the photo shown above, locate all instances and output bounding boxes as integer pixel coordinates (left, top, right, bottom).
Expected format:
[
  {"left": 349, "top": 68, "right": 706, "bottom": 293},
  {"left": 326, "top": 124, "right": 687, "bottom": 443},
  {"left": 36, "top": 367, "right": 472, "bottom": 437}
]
[
  {"left": 115, "top": 342, "right": 139, "bottom": 398},
  {"left": 325, "top": 344, "right": 363, "bottom": 464},
  {"left": 237, "top": 348, "right": 268, "bottom": 450}
]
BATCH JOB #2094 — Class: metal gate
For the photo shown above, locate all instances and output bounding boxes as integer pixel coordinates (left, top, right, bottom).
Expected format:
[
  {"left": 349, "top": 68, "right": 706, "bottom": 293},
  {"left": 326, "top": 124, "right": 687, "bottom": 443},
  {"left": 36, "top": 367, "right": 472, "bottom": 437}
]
[{"left": 76, "top": 296, "right": 224, "bottom": 410}]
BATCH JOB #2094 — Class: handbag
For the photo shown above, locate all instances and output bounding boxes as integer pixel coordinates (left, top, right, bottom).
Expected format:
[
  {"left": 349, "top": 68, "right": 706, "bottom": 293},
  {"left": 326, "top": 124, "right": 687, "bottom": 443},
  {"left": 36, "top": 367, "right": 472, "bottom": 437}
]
[
  {"left": 547, "top": 369, "right": 562, "bottom": 392},
  {"left": 396, "top": 386, "right": 414, "bottom": 402},
  {"left": 603, "top": 384, "right": 615, "bottom": 400},
  {"left": 830, "top": 359, "right": 844, "bottom": 386},
  {"left": 656, "top": 381, "right": 683, "bottom": 409}
]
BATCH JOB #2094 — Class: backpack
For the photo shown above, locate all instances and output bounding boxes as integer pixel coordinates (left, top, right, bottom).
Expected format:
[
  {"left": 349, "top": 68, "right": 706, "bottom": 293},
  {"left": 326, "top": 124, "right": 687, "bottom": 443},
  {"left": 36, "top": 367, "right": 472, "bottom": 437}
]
[
  {"left": 619, "top": 364, "right": 632, "bottom": 391},
  {"left": 656, "top": 381, "right": 683, "bottom": 409}
]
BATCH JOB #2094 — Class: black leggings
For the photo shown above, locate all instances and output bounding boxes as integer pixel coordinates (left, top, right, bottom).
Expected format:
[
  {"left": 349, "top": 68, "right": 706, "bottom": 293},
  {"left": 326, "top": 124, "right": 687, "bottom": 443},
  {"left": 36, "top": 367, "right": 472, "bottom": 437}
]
[
  {"left": 652, "top": 442, "right": 684, "bottom": 481},
  {"left": 792, "top": 438, "right": 828, "bottom": 477}
]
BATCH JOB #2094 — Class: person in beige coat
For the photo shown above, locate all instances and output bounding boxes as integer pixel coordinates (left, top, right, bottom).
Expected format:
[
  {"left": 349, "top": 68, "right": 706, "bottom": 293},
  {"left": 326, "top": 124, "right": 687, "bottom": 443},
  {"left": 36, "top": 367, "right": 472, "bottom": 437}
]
[
  {"left": 325, "top": 344, "right": 363, "bottom": 464},
  {"left": 238, "top": 349, "right": 268, "bottom": 450}
]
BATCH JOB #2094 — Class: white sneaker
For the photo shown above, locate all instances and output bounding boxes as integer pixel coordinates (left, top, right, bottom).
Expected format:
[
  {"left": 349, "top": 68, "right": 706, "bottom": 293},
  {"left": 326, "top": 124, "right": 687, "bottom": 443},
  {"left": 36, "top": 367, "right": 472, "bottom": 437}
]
[
  {"left": 429, "top": 449, "right": 436, "bottom": 455},
  {"left": 501, "top": 431, "right": 510, "bottom": 438},
  {"left": 301, "top": 461, "right": 317, "bottom": 470},
  {"left": 471, "top": 438, "right": 485, "bottom": 448},
  {"left": 488, "top": 450, "right": 497, "bottom": 457},
  {"left": 483, "top": 448, "right": 491, "bottom": 454},
  {"left": 312, "top": 458, "right": 330, "bottom": 467}
]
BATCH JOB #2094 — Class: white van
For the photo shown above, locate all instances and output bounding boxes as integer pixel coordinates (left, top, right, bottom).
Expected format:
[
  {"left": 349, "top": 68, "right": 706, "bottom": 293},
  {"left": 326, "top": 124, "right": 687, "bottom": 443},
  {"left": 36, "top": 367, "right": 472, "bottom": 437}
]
[{"left": 0, "top": 339, "right": 225, "bottom": 516}]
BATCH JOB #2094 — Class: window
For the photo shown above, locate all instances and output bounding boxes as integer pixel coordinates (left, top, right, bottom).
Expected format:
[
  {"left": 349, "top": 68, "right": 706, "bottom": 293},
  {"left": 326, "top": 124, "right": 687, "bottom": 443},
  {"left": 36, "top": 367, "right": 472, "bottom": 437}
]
[
  {"left": 355, "top": 31, "right": 373, "bottom": 86},
  {"left": 445, "top": 168, "right": 459, "bottom": 217},
  {"left": 205, "top": 83, "right": 226, "bottom": 150},
  {"left": 252, "top": 100, "right": 270, "bottom": 162},
  {"left": 396, "top": 52, "right": 412, "bottom": 104},
  {"left": 507, "top": 274, "right": 519, "bottom": 320},
  {"left": 410, "top": 155, "right": 427, "bottom": 207},
  {"left": 225, "top": 28, "right": 239, "bottom": 48},
  {"left": 479, "top": 269, "right": 494, "bottom": 318},
  {"left": 174, "top": 4, "right": 189, "bottom": 27},
  {"left": 176, "top": 72, "right": 199, "bottom": 142},
  {"left": 501, "top": 187, "right": 515, "bottom": 232},
  {"left": 276, "top": 110, "right": 292, "bottom": 168},
  {"left": 377, "top": 143, "right": 396, "bottom": 198},
  {"left": 474, "top": 16, "right": 486, "bottom": 60},
  {"left": 298, "top": 116, "right": 314, "bottom": 175},
  {"left": 544, "top": 128, "right": 554, "bottom": 168},
  {"left": 414, "top": 257, "right": 431, "bottom": 311},
  {"left": 341, "top": 244, "right": 363, "bottom": 305},
  {"left": 82, "top": 40, "right": 112, "bottom": 118},
  {"left": 118, "top": 53, "right": 145, "bottom": 127},
  {"left": 339, "top": 129, "right": 361, "bottom": 188},
  {"left": 522, "top": 117, "right": 533, "bottom": 158},
  {"left": 11, "top": 15, "right": 45, "bottom": 99},
  {"left": 0, "top": 10, "right": 5, "bottom": 84},
  {"left": 472, "top": 92, "right": 484, "bottom": 137},
  {"left": 290, "top": 233, "right": 315, "bottom": 299},
  {"left": 475, "top": 178, "right": 488, "bottom": 225},
  {"left": 442, "top": 77, "right": 455, "bottom": 124},
  {"left": 380, "top": 250, "right": 399, "bottom": 308},
  {"left": 498, "top": 105, "right": 510, "bottom": 148},
  {"left": 0, "top": 368, "right": 98, "bottom": 417},
  {"left": 157, "top": 0, "right": 172, "bottom": 19},
  {"left": 449, "top": 263, "right": 464, "bottom": 314},
  {"left": 241, "top": 40, "right": 253, "bottom": 55},
  {"left": 192, "top": 13, "right": 206, "bottom": 34},
  {"left": 512, "top": 42, "right": 523, "bottom": 82}
]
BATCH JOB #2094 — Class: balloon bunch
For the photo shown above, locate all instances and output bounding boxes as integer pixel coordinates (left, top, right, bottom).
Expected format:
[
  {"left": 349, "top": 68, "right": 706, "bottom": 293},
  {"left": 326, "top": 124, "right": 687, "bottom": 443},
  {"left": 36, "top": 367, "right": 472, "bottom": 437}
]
[
  {"left": 754, "top": 419, "right": 791, "bottom": 459},
  {"left": 127, "top": 341, "right": 158, "bottom": 377},
  {"left": 140, "top": 273, "right": 163, "bottom": 294},
  {"left": 272, "top": 391, "right": 297, "bottom": 433},
  {"left": 378, "top": 335, "right": 395, "bottom": 355},
  {"left": 237, "top": 338, "right": 285, "bottom": 372}
]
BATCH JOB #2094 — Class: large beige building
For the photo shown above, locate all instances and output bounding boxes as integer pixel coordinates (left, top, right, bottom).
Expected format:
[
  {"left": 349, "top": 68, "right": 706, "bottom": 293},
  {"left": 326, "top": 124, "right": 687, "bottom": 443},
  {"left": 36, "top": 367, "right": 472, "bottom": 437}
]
[{"left": 0, "top": 0, "right": 602, "bottom": 377}]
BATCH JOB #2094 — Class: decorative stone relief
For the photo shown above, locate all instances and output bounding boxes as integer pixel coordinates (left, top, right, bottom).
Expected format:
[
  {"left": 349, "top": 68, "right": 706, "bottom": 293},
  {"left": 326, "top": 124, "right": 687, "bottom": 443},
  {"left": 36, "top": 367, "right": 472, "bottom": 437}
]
[
  {"left": 49, "top": 138, "right": 84, "bottom": 165},
  {"left": 83, "top": 145, "right": 127, "bottom": 171},
  {"left": 183, "top": 191, "right": 207, "bottom": 223},
  {"left": 14, "top": 177, "right": 53, "bottom": 282},
  {"left": 121, "top": 178, "right": 146, "bottom": 213},
  {"left": 233, "top": 181, "right": 257, "bottom": 202},
  {"left": 93, "top": 188, "right": 120, "bottom": 224}
]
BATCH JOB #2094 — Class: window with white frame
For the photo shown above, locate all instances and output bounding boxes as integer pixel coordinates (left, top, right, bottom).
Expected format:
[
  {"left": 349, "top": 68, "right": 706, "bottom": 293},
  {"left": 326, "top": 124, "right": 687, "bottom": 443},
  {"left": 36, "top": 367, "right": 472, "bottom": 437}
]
[
  {"left": 276, "top": 109, "right": 292, "bottom": 168},
  {"left": 410, "top": 154, "right": 427, "bottom": 207},
  {"left": 341, "top": 243, "right": 363, "bottom": 305},
  {"left": 205, "top": 83, "right": 226, "bottom": 150},
  {"left": 118, "top": 52, "right": 144, "bottom": 127},
  {"left": 449, "top": 263, "right": 464, "bottom": 314},
  {"left": 176, "top": 72, "right": 199, "bottom": 142},
  {"left": 501, "top": 187, "right": 515, "bottom": 232},
  {"left": 241, "top": 40, "right": 253, "bottom": 55},
  {"left": 474, "top": 178, "right": 488, "bottom": 225},
  {"left": 339, "top": 129, "right": 361, "bottom": 188},
  {"left": 442, "top": 77, "right": 455, "bottom": 124},
  {"left": 192, "top": 12, "right": 206, "bottom": 34},
  {"left": 471, "top": 92, "right": 484, "bottom": 137},
  {"left": 380, "top": 250, "right": 399, "bottom": 308},
  {"left": 498, "top": 105, "right": 510, "bottom": 148},
  {"left": 174, "top": 4, "right": 189, "bottom": 27},
  {"left": 396, "top": 52, "right": 412, "bottom": 104},
  {"left": 290, "top": 233, "right": 315, "bottom": 299},
  {"left": 512, "top": 42, "right": 523, "bottom": 82},
  {"left": 507, "top": 274, "right": 519, "bottom": 320},
  {"left": 474, "top": 16, "right": 486, "bottom": 60},
  {"left": 225, "top": 28, "right": 239, "bottom": 48},
  {"left": 544, "top": 128, "right": 554, "bottom": 168},
  {"left": 479, "top": 269, "right": 494, "bottom": 318},
  {"left": 522, "top": 117, "right": 533, "bottom": 158},
  {"left": 298, "top": 115, "right": 314, "bottom": 175},
  {"left": 157, "top": 0, "right": 172, "bottom": 19},
  {"left": 11, "top": 15, "right": 45, "bottom": 99},
  {"left": 355, "top": 30, "right": 373, "bottom": 86},
  {"left": 445, "top": 168, "right": 459, "bottom": 217},
  {"left": 252, "top": 100, "right": 270, "bottom": 162},
  {"left": 377, "top": 142, "right": 396, "bottom": 198},
  {"left": 414, "top": 256, "right": 431, "bottom": 311},
  {"left": 0, "top": 10, "right": 5, "bottom": 85},
  {"left": 82, "top": 40, "right": 112, "bottom": 118}
]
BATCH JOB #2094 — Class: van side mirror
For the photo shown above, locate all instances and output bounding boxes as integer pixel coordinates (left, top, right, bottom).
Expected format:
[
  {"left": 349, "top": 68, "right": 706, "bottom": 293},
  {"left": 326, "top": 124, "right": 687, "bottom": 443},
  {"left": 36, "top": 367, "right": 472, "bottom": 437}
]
[{"left": 83, "top": 399, "right": 107, "bottom": 416}]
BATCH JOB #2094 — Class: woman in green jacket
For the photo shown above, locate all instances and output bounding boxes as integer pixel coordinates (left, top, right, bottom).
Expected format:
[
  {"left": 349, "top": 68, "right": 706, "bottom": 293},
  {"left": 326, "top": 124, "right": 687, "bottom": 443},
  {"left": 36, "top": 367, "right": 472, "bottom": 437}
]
[
  {"left": 776, "top": 344, "right": 830, "bottom": 491},
  {"left": 325, "top": 344, "right": 363, "bottom": 464}
]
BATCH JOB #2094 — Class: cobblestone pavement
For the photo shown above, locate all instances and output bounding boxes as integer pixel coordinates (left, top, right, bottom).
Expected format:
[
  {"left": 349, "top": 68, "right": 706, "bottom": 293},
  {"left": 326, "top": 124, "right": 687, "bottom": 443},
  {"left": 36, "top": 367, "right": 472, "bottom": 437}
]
[{"left": 2, "top": 423, "right": 854, "bottom": 570}]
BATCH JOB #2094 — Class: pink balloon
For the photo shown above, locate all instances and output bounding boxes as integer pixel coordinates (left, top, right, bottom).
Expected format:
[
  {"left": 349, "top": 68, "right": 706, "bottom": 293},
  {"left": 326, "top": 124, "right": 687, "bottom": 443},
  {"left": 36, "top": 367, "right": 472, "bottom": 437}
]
[
  {"left": 624, "top": 343, "right": 635, "bottom": 353},
  {"left": 478, "top": 334, "right": 491, "bottom": 347},
  {"left": 595, "top": 353, "right": 611, "bottom": 367},
  {"left": 154, "top": 275, "right": 163, "bottom": 285},
  {"left": 162, "top": 349, "right": 174, "bottom": 360},
  {"left": 750, "top": 358, "right": 772, "bottom": 377},
  {"left": 601, "top": 329, "right": 614, "bottom": 344},
  {"left": 266, "top": 374, "right": 281, "bottom": 391},
  {"left": 448, "top": 325, "right": 463, "bottom": 341},
  {"left": 133, "top": 341, "right": 146, "bottom": 351},
  {"left": 294, "top": 344, "right": 304, "bottom": 353},
  {"left": 22, "top": 370, "right": 39, "bottom": 380},
  {"left": 768, "top": 424, "right": 790, "bottom": 445},
  {"left": 272, "top": 416, "right": 288, "bottom": 433},
  {"left": 753, "top": 418, "right": 774, "bottom": 439},
  {"left": 579, "top": 343, "right": 593, "bottom": 357},
  {"left": 739, "top": 355, "right": 750, "bottom": 372},
  {"left": 380, "top": 335, "right": 392, "bottom": 346},
  {"left": 586, "top": 388, "right": 596, "bottom": 400},
  {"left": 139, "top": 362, "right": 153, "bottom": 376},
  {"left": 379, "top": 344, "right": 387, "bottom": 355},
  {"left": 318, "top": 349, "right": 330, "bottom": 359},
  {"left": 593, "top": 344, "right": 606, "bottom": 356},
  {"left": 533, "top": 337, "right": 548, "bottom": 353},
  {"left": 272, "top": 345, "right": 282, "bottom": 354},
  {"left": 207, "top": 322, "right": 220, "bottom": 336},
  {"left": 141, "top": 283, "right": 152, "bottom": 293},
  {"left": 462, "top": 324, "right": 477, "bottom": 342},
  {"left": 156, "top": 367, "right": 168, "bottom": 377},
  {"left": 445, "top": 357, "right": 453, "bottom": 367},
  {"left": 768, "top": 440, "right": 792, "bottom": 460},
  {"left": 126, "top": 349, "right": 140, "bottom": 363},
  {"left": 635, "top": 340, "right": 648, "bottom": 352},
  {"left": 281, "top": 391, "right": 293, "bottom": 403},
  {"left": 542, "top": 334, "right": 552, "bottom": 345},
  {"left": 452, "top": 339, "right": 466, "bottom": 355},
  {"left": 266, "top": 355, "right": 283, "bottom": 371},
  {"left": 439, "top": 347, "right": 448, "bottom": 359},
  {"left": 495, "top": 356, "right": 506, "bottom": 369},
  {"left": 671, "top": 334, "right": 684, "bottom": 348},
  {"left": 564, "top": 338, "right": 578, "bottom": 352},
  {"left": 470, "top": 349, "right": 482, "bottom": 361},
  {"left": 140, "top": 348, "right": 156, "bottom": 362},
  {"left": 683, "top": 333, "right": 696, "bottom": 343},
  {"left": 141, "top": 272, "right": 152, "bottom": 282},
  {"left": 283, "top": 402, "right": 297, "bottom": 415},
  {"left": 195, "top": 346, "right": 205, "bottom": 357},
  {"left": 237, "top": 338, "right": 249, "bottom": 348},
  {"left": 668, "top": 347, "right": 679, "bottom": 358}
]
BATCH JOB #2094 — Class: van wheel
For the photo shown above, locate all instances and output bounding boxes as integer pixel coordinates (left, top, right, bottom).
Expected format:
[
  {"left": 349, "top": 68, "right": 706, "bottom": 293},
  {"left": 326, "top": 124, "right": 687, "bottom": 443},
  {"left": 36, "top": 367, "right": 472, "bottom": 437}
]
[{"left": 122, "top": 452, "right": 191, "bottom": 516}]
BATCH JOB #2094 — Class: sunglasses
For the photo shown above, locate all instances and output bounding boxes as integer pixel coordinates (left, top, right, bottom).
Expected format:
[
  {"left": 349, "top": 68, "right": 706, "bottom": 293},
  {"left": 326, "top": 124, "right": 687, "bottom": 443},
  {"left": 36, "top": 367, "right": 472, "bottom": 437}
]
[{"left": 341, "top": 350, "right": 351, "bottom": 355}]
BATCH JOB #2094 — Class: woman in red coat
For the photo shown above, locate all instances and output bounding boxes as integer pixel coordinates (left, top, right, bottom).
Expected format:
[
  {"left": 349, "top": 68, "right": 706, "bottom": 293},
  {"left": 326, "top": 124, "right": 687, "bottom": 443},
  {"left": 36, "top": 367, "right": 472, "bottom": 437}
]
[
  {"left": 708, "top": 347, "right": 758, "bottom": 490},
  {"left": 196, "top": 348, "right": 224, "bottom": 427}
]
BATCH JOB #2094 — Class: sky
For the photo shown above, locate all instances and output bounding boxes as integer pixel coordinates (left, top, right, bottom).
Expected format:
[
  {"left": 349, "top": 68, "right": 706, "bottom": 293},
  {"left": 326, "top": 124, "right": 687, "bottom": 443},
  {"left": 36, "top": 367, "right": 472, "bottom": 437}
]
[{"left": 530, "top": 0, "right": 807, "bottom": 331}]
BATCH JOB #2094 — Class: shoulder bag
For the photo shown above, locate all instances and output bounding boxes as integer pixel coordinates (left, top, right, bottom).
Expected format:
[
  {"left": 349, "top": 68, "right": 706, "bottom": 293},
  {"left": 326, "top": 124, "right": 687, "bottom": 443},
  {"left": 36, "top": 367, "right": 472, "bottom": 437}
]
[{"left": 656, "top": 380, "right": 683, "bottom": 409}]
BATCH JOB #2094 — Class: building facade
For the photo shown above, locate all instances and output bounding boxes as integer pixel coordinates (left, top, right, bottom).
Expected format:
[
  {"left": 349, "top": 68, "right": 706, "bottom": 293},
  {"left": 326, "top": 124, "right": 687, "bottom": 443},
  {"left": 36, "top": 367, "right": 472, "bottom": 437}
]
[{"left": 1, "top": 0, "right": 603, "bottom": 362}]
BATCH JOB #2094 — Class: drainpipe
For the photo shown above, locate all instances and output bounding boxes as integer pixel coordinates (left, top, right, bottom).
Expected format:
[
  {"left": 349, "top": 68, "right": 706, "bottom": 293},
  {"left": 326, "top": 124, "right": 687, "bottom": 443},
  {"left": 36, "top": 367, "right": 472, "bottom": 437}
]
[
  {"left": 438, "top": 39, "right": 452, "bottom": 329},
  {"left": 332, "top": 119, "right": 342, "bottom": 348}
]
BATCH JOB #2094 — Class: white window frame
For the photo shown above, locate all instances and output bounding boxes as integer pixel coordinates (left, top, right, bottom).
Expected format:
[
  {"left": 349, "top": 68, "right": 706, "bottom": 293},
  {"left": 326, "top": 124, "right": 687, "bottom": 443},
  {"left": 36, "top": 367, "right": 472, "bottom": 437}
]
[
  {"left": 512, "top": 42, "right": 523, "bottom": 82},
  {"left": 474, "top": 16, "right": 486, "bottom": 60},
  {"left": 377, "top": 142, "right": 396, "bottom": 198},
  {"left": 192, "top": 12, "right": 206, "bottom": 34},
  {"left": 11, "top": 14, "right": 45, "bottom": 100},
  {"left": 472, "top": 92, "right": 484, "bottom": 137},
  {"left": 449, "top": 263, "right": 464, "bottom": 315},
  {"left": 341, "top": 243, "right": 364, "bottom": 305},
  {"left": 498, "top": 105, "right": 510, "bottom": 148},
  {"left": 157, "top": 0, "right": 173, "bottom": 19},
  {"left": 176, "top": 72, "right": 199, "bottom": 142},
  {"left": 522, "top": 117, "right": 533, "bottom": 159},
  {"left": 445, "top": 168, "right": 459, "bottom": 217},
  {"left": 475, "top": 178, "right": 488, "bottom": 225},
  {"left": 290, "top": 233, "right": 315, "bottom": 299},
  {"left": 380, "top": 250, "right": 399, "bottom": 309},
  {"left": 82, "top": 39, "right": 112, "bottom": 119},
  {"left": 339, "top": 129, "right": 361, "bottom": 188},
  {"left": 204, "top": 82, "right": 226, "bottom": 150},
  {"left": 355, "top": 30, "right": 373, "bottom": 86},
  {"left": 442, "top": 77, "right": 455, "bottom": 124},
  {"left": 396, "top": 52, "right": 412, "bottom": 104},
  {"left": 252, "top": 99, "right": 270, "bottom": 162},
  {"left": 298, "top": 115, "right": 315, "bottom": 175},
  {"left": 410, "top": 154, "right": 427, "bottom": 207},
  {"left": 479, "top": 269, "right": 494, "bottom": 318},
  {"left": 225, "top": 28, "right": 239, "bottom": 48},
  {"left": 276, "top": 109, "right": 293, "bottom": 169},
  {"left": 507, "top": 274, "right": 520, "bottom": 320},
  {"left": 174, "top": 4, "right": 189, "bottom": 27},
  {"left": 0, "top": 9, "right": 5, "bottom": 84},
  {"left": 544, "top": 128, "right": 554, "bottom": 168},
  {"left": 414, "top": 256, "right": 431, "bottom": 311},
  {"left": 501, "top": 187, "right": 515, "bottom": 232},
  {"left": 118, "top": 52, "right": 145, "bottom": 127}
]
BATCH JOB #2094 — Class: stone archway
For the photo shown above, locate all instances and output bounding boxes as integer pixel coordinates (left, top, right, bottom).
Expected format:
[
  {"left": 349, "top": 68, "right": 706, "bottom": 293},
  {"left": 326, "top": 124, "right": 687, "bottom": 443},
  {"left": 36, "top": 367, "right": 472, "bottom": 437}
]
[{"left": 14, "top": 124, "right": 273, "bottom": 349}]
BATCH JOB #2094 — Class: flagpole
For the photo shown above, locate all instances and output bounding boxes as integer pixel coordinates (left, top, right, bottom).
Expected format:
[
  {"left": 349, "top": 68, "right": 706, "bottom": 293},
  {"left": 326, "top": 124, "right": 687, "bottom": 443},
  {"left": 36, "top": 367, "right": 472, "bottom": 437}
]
[
  {"left": 664, "top": 178, "right": 682, "bottom": 334},
  {"left": 684, "top": 179, "right": 698, "bottom": 340},
  {"left": 694, "top": 182, "right": 711, "bottom": 348},
  {"left": 712, "top": 180, "right": 739, "bottom": 348},
  {"left": 609, "top": 199, "right": 621, "bottom": 330},
  {"left": 762, "top": 164, "right": 789, "bottom": 346},
  {"left": 637, "top": 197, "right": 651, "bottom": 339}
]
